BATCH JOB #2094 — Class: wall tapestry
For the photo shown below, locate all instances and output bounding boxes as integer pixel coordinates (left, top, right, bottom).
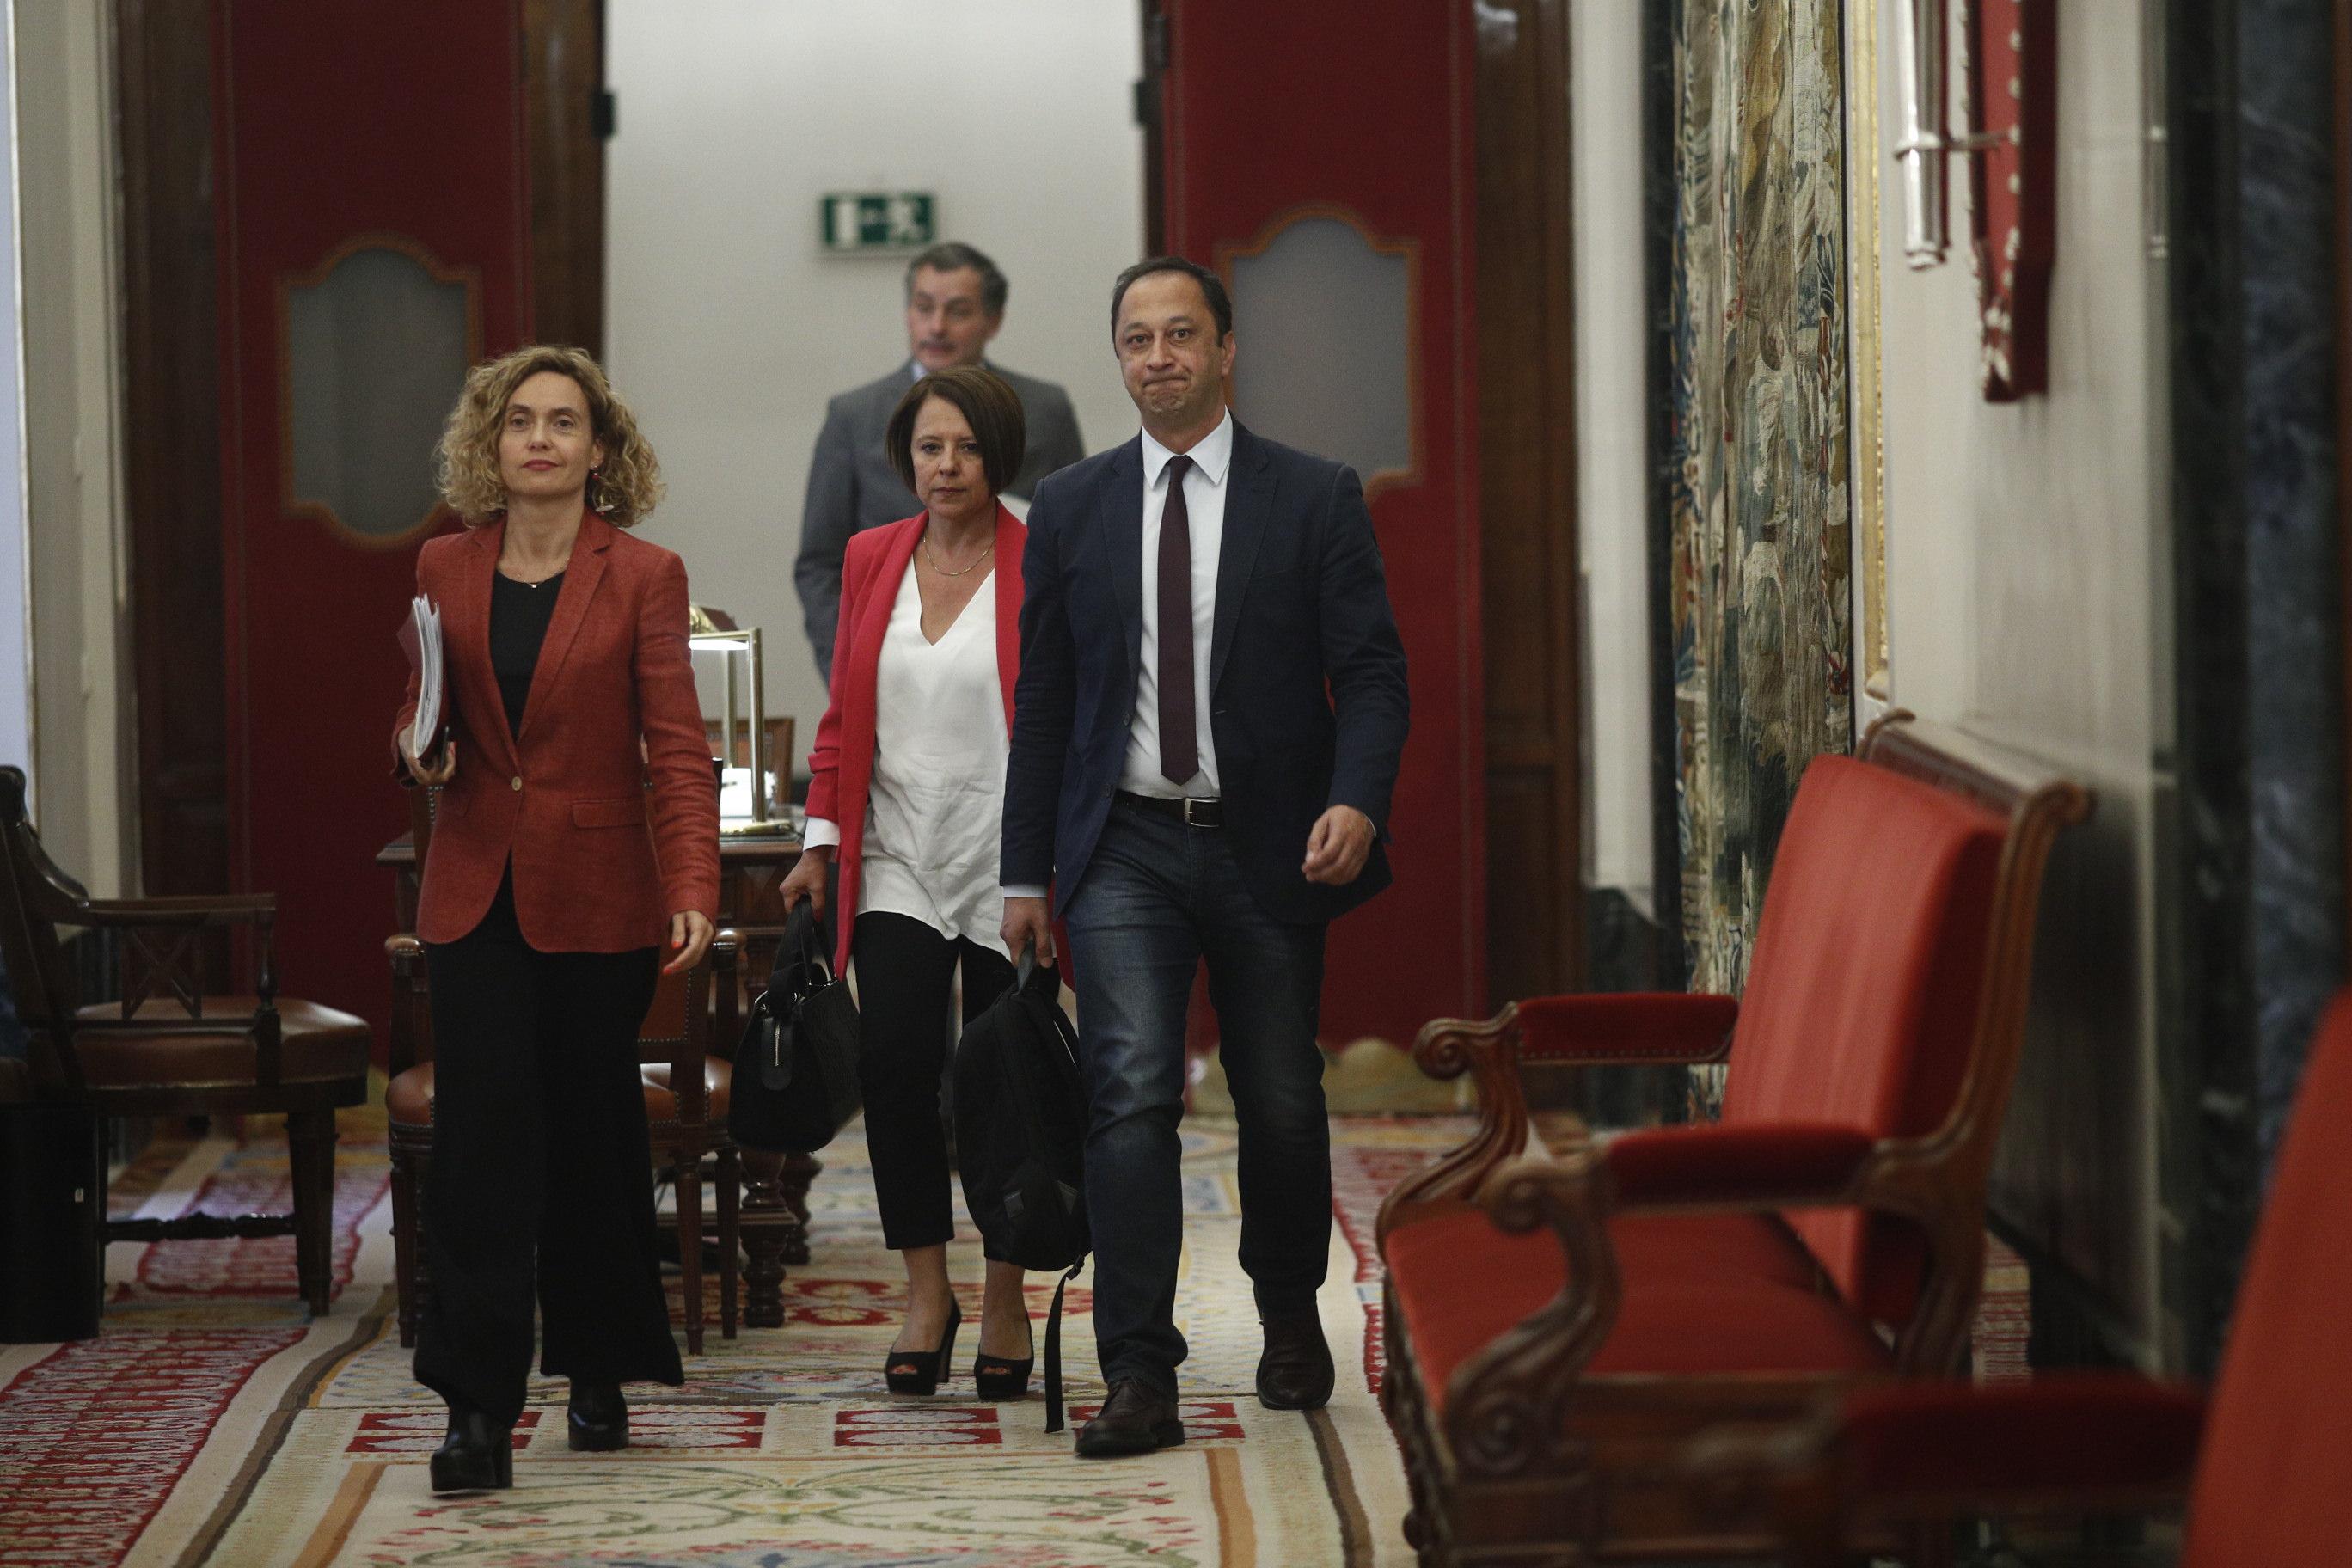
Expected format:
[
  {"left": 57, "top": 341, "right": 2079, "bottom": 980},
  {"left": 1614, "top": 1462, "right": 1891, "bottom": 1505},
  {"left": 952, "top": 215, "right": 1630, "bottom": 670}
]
[{"left": 1666, "top": 0, "right": 1856, "bottom": 998}]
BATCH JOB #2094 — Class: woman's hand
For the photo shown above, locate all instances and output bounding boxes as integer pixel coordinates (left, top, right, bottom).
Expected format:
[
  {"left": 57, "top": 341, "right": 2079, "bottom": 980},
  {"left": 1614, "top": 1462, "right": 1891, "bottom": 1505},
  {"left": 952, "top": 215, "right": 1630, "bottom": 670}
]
[
  {"left": 399, "top": 730, "right": 457, "bottom": 787},
  {"left": 664, "top": 910, "right": 715, "bottom": 975},
  {"left": 779, "top": 847, "right": 833, "bottom": 918}
]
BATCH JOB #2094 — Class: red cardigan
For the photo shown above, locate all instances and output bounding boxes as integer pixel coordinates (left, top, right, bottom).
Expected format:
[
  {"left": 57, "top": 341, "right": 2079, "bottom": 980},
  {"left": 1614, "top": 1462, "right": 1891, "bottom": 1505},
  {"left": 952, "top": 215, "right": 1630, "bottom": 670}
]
[
  {"left": 805, "top": 505, "right": 1024, "bottom": 973},
  {"left": 392, "top": 510, "right": 720, "bottom": 951}
]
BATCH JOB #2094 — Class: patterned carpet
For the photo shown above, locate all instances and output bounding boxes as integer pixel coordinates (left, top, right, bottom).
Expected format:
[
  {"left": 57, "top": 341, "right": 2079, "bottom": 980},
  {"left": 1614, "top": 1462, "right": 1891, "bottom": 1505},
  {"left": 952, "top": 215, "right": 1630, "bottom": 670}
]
[{"left": 0, "top": 1116, "right": 1465, "bottom": 1568}]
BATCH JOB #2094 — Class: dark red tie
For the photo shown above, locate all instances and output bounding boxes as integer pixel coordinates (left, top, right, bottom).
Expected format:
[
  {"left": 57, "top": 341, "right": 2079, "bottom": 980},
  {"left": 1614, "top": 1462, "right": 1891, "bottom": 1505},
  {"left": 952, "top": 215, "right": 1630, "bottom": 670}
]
[{"left": 1156, "top": 454, "right": 1197, "bottom": 786}]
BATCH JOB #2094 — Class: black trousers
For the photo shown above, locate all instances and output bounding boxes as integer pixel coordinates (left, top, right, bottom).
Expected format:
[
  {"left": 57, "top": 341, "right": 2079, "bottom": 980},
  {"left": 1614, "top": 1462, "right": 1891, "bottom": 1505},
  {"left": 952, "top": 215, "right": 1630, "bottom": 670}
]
[
  {"left": 853, "top": 911, "right": 1015, "bottom": 1254},
  {"left": 415, "top": 877, "right": 682, "bottom": 1428}
]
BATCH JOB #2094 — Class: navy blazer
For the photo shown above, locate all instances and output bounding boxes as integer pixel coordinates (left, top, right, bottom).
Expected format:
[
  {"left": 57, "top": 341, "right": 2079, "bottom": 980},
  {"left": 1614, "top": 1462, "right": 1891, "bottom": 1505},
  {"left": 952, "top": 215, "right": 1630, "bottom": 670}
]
[{"left": 1002, "top": 421, "right": 1410, "bottom": 925}]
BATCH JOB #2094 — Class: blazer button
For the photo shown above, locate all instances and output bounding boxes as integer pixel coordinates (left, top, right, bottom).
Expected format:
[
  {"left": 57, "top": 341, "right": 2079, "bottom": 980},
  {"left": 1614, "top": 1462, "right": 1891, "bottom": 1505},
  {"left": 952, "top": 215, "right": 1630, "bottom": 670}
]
[{"left": 511, "top": 775, "right": 523, "bottom": 792}]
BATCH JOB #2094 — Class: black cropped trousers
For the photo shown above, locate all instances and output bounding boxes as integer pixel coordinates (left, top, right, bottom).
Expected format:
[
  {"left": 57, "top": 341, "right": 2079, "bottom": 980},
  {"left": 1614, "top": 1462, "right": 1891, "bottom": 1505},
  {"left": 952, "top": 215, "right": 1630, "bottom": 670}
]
[
  {"left": 414, "top": 876, "right": 682, "bottom": 1428},
  {"left": 852, "top": 910, "right": 1015, "bottom": 1255}
]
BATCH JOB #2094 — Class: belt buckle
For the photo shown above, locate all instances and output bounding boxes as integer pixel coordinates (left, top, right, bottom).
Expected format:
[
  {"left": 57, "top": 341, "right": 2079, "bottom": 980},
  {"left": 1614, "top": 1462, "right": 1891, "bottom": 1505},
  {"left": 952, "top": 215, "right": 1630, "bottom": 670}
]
[{"left": 1182, "top": 797, "right": 1217, "bottom": 828}]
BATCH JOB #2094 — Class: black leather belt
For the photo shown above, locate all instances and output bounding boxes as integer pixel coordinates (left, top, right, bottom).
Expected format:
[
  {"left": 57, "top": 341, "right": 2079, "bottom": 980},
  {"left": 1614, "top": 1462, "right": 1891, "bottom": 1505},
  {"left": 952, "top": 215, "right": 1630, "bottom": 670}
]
[{"left": 1118, "top": 791, "right": 1222, "bottom": 828}]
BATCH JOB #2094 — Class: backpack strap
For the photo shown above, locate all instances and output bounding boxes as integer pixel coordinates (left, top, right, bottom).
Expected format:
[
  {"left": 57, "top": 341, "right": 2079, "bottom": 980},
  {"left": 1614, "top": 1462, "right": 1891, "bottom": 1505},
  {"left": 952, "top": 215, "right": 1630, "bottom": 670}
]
[{"left": 1044, "top": 1253, "right": 1085, "bottom": 1436}]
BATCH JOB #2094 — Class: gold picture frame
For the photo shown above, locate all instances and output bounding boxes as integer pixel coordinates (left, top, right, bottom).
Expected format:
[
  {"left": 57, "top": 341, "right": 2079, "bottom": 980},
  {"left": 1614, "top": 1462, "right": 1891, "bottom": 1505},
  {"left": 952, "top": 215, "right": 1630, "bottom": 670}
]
[{"left": 1847, "top": 0, "right": 1892, "bottom": 701}]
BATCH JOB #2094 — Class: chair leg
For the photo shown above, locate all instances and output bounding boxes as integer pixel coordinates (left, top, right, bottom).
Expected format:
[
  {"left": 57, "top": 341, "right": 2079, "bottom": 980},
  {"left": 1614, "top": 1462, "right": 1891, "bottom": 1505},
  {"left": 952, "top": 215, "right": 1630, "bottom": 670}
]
[
  {"left": 778, "top": 1151, "right": 818, "bottom": 1265},
  {"left": 676, "top": 1148, "right": 705, "bottom": 1356},
  {"left": 285, "top": 1110, "right": 337, "bottom": 1317},
  {"left": 717, "top": 1145, "right": 740, "bottom": 1340},
  {"left": 389, "top": 1139, "right": 421, "bottom": 1348},
  {"left": 740, "top": 1148, "right": 788, "bottom": 1329}
]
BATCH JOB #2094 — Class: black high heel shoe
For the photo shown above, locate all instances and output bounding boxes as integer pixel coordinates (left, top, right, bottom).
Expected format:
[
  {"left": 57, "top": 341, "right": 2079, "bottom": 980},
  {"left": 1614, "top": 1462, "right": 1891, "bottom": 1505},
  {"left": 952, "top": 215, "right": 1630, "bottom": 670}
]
[
  {"left": 883, "top": 1300, "right": 963, "bottom": 1395},
  {"left": 567, "top": 1379, "right": 628, "bottom": 1451},
  {"left": 430, "top": 1401, "right": 514, "bottom": 1492},
  {"left": 973, "top": 1316, "right": 1036, "bottom": 1400}
]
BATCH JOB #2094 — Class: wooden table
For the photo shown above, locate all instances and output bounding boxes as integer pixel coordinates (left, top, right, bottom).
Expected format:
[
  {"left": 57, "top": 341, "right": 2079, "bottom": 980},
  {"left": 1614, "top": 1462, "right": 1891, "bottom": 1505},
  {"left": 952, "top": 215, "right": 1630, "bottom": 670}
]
[{"left": 378, "top": 825, "right": 820, "bottom": 1329}]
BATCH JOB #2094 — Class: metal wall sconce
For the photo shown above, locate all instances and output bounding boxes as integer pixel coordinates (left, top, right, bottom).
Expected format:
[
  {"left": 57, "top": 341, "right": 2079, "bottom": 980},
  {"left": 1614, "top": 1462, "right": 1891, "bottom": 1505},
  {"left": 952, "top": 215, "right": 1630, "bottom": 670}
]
[{"left": 1888, "top": 0, "right": 2057, "bottom": 400}]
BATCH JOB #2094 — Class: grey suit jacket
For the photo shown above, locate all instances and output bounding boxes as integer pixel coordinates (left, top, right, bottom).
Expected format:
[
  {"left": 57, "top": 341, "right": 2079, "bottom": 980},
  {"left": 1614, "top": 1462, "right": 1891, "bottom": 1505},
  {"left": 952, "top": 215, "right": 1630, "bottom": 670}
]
[{"left": 793, "top": 361, "right": 1085, "bottom": 677}]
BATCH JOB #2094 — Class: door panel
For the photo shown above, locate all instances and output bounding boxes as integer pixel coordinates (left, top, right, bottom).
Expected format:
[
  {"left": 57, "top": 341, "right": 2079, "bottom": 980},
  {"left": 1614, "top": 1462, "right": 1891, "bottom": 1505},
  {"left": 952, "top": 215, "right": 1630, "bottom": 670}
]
[
  {"left": 1158, "top": 0, "right": 1484, "bottom": 1044},
  {"left": 214, "top": 2, "right": 530, "bottom": 1047}
]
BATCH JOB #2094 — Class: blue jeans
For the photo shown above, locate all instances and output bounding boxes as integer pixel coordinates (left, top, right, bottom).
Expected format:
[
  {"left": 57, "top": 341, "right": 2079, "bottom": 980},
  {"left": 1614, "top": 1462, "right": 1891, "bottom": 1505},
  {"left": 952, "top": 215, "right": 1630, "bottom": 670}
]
[{"left": 1063, "top": 796, "right": 1331, "bottom": 1395}]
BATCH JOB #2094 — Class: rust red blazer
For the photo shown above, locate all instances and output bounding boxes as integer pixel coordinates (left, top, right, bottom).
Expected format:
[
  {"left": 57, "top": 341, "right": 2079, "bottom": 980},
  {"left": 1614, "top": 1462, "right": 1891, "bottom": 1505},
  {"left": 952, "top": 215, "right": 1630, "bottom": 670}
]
[
  {"left": 805, "top": 505, "right": 1024, "bottom": 973},
  {"left": 392, "top": 510, "right": 720, "bottom": 951}
]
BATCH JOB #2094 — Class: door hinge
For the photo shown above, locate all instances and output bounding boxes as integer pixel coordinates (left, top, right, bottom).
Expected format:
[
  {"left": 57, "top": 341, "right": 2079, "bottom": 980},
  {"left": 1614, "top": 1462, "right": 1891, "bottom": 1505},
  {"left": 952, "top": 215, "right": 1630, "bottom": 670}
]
[{"left": 591, "top": 88, "right": 617, "bottom": 140}]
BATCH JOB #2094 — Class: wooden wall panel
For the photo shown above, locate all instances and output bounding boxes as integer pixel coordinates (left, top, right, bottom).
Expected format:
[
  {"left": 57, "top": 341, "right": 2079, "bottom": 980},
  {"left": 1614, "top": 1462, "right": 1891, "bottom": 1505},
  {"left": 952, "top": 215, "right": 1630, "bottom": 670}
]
[
  {"left": 119, "top": 0, "right": 229, "bottom": 910},
  {"left": 523, "top": 0, "right": 606, "bottom": 354},
  {"left": 1476, "top": 0, "right": 1584, "bottom": 1002}
]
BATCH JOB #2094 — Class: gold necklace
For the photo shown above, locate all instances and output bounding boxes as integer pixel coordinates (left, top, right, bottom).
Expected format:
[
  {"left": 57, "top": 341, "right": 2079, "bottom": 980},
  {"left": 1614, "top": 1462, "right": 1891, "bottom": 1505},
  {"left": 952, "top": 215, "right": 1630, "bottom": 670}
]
[{"left": 921, "top": 530, "right": 989, "bottom": 578}]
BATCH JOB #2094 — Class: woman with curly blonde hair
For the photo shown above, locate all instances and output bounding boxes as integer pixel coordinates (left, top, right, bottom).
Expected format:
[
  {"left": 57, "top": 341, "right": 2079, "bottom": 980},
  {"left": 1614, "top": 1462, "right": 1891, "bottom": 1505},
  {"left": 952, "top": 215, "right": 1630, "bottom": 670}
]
[{"left": 392, "top": 345, "right": 719, "bottom": 1492}]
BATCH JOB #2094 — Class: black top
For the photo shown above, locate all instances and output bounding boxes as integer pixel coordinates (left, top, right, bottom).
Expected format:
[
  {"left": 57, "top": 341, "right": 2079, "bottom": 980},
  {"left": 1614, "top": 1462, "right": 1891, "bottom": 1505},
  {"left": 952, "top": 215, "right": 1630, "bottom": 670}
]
[{"left": 489, "top": 570, "right": 565, "bottom": 735}]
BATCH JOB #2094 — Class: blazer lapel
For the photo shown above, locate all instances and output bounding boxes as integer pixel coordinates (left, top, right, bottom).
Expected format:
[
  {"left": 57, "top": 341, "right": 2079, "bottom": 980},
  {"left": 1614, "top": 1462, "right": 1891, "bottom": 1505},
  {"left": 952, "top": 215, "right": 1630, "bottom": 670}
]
[
  {"left": 845, "top": 518, "right": 921, "bottom": 732},
  {"left": 461, "top": 519, "right": 517, "bottom": 769},
  {"left": 1210, "top": 423, "right": 1276, "bottom": 694},
  {"left": 992, "top": 503, "right": 1025, "bottom": 733},
  {"left": 1097, "top": 438, "right": 1145, "bottom": 676},
  {"left": 516, "top": 509, "right": 612, "bottom": 742}
]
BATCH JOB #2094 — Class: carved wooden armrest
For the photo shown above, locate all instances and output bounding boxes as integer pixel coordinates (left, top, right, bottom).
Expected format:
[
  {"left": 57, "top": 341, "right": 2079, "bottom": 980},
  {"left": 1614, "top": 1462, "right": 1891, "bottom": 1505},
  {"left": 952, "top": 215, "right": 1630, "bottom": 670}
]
[
  {"left": 1600, "top": 1122, "right": 1881, "bottom": 1209},
  {"left": 710, "top": 928, "right": 742, "bottom": 1045},
  {"left": 386, "top": 934, "right": 430, "bottom": 1077},
  {"left": 1373, "top": 994, "right": 1742, "bottom": 1249},
  {"left": 1374, "top": 1008, "right": 1534, "bottom": 1247},
  {"left": 1440, "top": 1128, "right": 1978, "bottom": 1474},
  {"left": 1514, "top": 991, "right": 1739, "bottom": 1066},
  {"left": 80, "top": 893, "right": 277, "bottom": 925},
  {"left": 79, "top": 893, "right": 281, "bottom": 1017}
]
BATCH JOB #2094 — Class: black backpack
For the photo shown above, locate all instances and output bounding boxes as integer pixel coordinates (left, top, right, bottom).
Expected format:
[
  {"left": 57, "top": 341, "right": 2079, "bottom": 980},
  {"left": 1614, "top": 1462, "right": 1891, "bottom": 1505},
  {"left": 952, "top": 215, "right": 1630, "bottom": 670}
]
[{"left": 953, "top": 956, "right": 1089, "bottom": 1430}]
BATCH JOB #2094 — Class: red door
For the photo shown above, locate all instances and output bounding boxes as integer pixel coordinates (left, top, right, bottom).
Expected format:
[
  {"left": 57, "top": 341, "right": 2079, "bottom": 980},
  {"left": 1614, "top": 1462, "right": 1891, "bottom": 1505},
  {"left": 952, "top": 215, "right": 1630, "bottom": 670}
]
[
  {"left": 1156, "top": 0, "right": 1485, "bottom": 1044},
  {"left": 214, "top": 2, "right": 530, "bottom": 1050}
]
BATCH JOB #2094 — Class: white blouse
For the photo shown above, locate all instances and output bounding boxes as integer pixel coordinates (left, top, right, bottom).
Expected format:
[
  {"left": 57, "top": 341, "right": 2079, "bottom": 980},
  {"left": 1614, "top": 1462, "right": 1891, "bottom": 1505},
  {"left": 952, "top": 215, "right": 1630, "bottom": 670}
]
[{"left": 805, "top": 565, "right": 1008, "bottom": 956}]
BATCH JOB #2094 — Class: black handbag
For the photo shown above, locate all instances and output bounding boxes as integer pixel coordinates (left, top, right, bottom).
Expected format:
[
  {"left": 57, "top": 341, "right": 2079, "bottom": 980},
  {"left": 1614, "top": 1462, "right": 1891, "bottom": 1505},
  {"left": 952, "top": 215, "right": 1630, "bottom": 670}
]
[
  {"left": 952, "top": 954, "right": 1090, "bottom": 1430},
  {"left": 727, "top": 903, "right": 861, "bottom": 1153}
]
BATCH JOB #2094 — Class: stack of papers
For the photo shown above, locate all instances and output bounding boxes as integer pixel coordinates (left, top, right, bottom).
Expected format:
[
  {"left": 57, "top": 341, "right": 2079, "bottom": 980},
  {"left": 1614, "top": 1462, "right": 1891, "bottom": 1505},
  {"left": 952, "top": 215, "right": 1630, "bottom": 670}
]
[{"left": 404, "top": 594, "right": 445, "bottom": 761}]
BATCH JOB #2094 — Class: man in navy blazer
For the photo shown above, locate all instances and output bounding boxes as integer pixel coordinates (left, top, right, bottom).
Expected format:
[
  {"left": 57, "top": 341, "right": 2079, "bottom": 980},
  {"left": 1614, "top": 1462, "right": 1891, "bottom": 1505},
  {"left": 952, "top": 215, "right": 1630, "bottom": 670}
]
[{"left": 1001, "top": 257, "right": 1409, "bottom": 1458}]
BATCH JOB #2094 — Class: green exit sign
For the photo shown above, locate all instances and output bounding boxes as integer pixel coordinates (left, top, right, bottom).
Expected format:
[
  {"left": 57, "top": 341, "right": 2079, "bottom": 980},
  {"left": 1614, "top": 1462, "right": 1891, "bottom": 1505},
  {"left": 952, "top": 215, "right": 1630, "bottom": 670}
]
[{"left": 821, "top": 192, "right": 936, "bottom": 253}]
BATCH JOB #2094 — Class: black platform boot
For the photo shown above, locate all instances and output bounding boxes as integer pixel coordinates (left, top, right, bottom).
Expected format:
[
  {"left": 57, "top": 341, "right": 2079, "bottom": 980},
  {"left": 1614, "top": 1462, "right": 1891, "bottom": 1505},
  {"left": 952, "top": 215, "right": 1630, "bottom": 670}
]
[
  {"left": 567, "top": 1379, "right": 629, "bottom": 1451},
  {"left": 430, "top": 1401, "right": 515, "bottom": 1492}
]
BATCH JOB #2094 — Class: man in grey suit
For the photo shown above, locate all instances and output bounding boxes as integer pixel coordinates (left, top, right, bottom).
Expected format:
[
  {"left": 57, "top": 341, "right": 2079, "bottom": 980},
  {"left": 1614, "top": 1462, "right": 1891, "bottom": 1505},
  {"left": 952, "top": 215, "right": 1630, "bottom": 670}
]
[{"left": 794, "top": 241, "right": 1087, "bottom": 678}]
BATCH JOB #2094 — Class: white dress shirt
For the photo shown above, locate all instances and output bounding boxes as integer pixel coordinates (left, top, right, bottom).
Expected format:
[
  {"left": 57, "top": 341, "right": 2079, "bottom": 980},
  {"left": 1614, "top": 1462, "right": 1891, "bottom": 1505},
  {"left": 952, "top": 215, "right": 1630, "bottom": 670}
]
[
  {"left": 1000, "top": 413, "right": 1234, "bottom": 904},
  {"left": 1122, "top": 410, "right": 1232, "bottom": 798},
  {"left": 803, "top": 567, "right": 1010, "bottom": 956}
]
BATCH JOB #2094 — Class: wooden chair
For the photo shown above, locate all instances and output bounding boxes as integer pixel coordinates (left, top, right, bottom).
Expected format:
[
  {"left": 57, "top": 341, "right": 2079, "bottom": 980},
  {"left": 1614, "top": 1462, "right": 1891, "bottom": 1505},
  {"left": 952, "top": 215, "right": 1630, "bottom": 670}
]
[
  {"left": 0, "top": 765, "right": 370, "bottom": 1316},
  {"left": 383, "top": 788, "right": 744, "bottom": 1354},
  {"left": 1372, "top": 714, "right": 2091, "bottom": 1565},
  {"left": 1706, "top": 989, "right": 2352, "bottom": 1568}
]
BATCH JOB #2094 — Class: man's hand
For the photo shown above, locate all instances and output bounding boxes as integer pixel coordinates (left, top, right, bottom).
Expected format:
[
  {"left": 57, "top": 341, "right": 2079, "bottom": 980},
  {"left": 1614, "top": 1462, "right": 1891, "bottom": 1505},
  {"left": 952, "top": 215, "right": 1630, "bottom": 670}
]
[
  {"left": 399, "top": 730, "right": 457, "bottom": 787},
  {"left": 1302, "top": 805, "right": 1375, "bottom": 886},
  {"left": 780, "top": 847, "right": 832, "bottom": 918},
  {"left": 664, "top": 910, "right": 715, "bottom": 975},
  {"left": 1001, "top": 895, "right": 1055, "bottom": 966}
]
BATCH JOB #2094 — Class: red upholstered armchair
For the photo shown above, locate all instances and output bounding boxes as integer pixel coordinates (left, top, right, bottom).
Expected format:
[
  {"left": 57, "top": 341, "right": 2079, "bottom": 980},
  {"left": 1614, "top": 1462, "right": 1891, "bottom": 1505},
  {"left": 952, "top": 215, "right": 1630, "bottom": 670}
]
[
  {"left": 1699, "top": 990, "right": 2352, "bottom": 1568},
  {"left": 1373, "top": 714, "right": 2091, "bottom": 1565}
]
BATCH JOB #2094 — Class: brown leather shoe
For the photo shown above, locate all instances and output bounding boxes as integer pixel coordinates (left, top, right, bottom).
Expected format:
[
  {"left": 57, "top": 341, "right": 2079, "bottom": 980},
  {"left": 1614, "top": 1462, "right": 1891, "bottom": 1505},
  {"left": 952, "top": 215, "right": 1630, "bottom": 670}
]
[
  {"left": 1075, "top": 1378, "right": 1185, "bottom": 1458},
  {"left": 1256, "top": 1310, "right": 1334, "bottom": 1410}
]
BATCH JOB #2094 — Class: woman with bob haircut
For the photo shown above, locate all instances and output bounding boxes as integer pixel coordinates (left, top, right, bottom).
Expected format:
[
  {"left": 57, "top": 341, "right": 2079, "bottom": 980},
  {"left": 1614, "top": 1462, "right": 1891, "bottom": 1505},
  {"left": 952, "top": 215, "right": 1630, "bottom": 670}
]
[
  {"left": 780, "top": 363, "right": 1038, "bottom": 1400},
  {"left": 392, "top": 344, "right": 719, "bottom": 1491}
]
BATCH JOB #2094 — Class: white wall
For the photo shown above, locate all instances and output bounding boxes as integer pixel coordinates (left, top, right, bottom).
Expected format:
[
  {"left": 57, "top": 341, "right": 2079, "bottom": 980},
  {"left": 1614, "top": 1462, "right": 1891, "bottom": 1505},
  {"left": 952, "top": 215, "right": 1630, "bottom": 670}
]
[
  {"left": 1567, "top": 0, "right": 1651, "bottom": 910},
  {"left": 10, "top": 0, "right": 129, "bottom": 892},
  {"left": 1860, "top": 2, "right": 2166, "bottom": 1360},
  {"left": 605, "top": 0, "right": 1147, "bottom": 760}
]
